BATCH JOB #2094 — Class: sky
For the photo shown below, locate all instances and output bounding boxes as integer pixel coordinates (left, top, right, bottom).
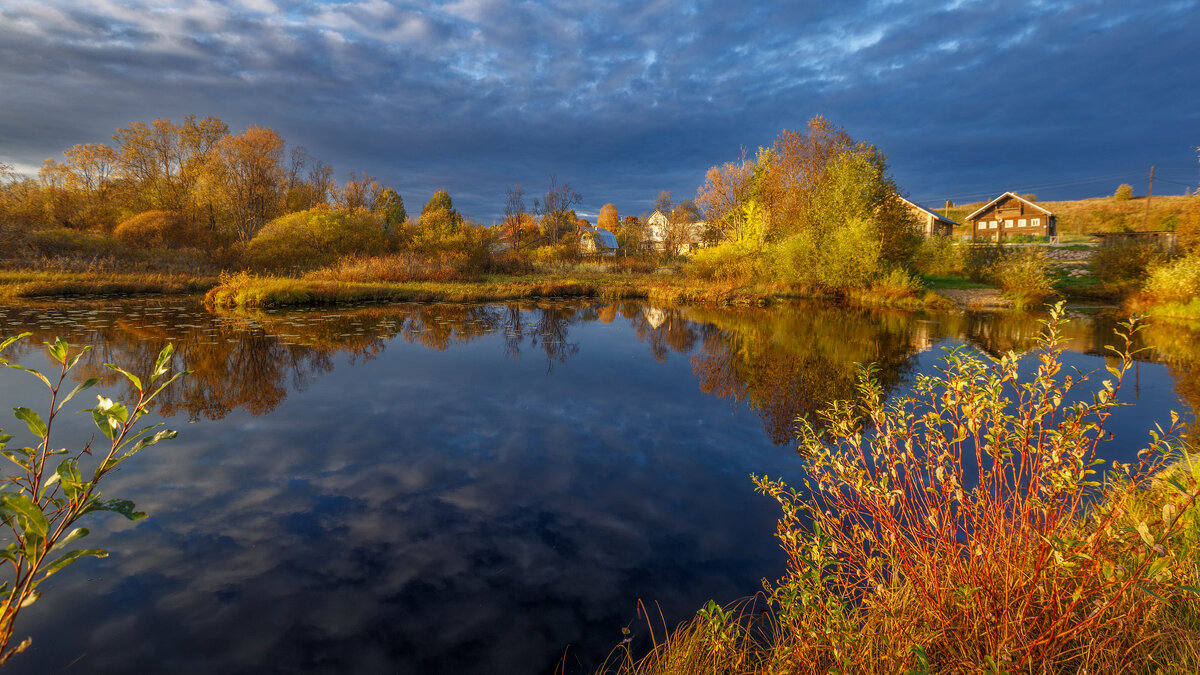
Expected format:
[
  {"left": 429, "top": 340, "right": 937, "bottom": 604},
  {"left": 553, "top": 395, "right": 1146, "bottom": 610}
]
[{"left": 1, "top": 0, "right": 1198, "bottom": 222}]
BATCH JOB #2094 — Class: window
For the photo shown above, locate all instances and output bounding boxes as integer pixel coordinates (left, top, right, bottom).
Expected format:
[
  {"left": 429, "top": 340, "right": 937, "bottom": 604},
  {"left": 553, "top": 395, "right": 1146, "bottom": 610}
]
[
  {"left": 989, "top": 220, "right": 997, "bottom": 229},
  {"left": 1031, "top": 218, "right": 1041, "bottom": 227},
  {"left": 1018, "top": 219, "right": 1027, "bottom": 228},
  {"left": 1005, "top": 219, "right": 1014, "bottom": 228}
]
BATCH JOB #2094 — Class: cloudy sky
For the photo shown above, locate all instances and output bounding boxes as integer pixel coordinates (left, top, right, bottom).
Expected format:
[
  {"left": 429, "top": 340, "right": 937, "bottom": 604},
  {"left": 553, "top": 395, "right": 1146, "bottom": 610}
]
[{"left": 1, "top": 0, "right": 1198, "bottom": 221}]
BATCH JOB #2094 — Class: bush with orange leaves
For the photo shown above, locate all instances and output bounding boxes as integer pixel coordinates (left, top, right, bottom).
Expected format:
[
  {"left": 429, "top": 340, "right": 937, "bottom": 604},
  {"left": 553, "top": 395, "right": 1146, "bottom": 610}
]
[{"left": 747, "top": 303, "right": 1200, "bottom": 674}]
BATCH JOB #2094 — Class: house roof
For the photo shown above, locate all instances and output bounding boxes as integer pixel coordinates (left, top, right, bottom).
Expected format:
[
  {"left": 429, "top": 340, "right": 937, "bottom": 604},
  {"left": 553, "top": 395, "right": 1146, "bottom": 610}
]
[
  {"left": 898, "top": 196, "right": 959, "bottom": 226},
  {"left": 965, "top": 192, "right": 1054, "bottom": 220}
]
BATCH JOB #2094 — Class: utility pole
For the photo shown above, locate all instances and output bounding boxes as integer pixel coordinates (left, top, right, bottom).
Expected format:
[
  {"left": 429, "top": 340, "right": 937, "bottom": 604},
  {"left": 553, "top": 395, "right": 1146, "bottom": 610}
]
[{"left": 1142, "top": 166, "right": 1155, "bottom": 229}]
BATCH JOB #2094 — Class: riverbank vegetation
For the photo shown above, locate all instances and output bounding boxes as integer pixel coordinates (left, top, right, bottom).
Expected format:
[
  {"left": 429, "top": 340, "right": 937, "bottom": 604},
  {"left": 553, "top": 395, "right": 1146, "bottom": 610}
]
[
  {"left": 600, "top": 306, "right": 1200, "bottom": 674},
  {"left": 2, "top": 118, "right": 1198, "bottom": 320}
]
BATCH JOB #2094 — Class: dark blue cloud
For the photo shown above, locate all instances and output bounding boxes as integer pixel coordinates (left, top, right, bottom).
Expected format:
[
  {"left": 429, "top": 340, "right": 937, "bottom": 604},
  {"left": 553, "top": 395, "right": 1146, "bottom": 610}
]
[{"left": 0, "top": 0, "right": 1196, "bottom": 220}]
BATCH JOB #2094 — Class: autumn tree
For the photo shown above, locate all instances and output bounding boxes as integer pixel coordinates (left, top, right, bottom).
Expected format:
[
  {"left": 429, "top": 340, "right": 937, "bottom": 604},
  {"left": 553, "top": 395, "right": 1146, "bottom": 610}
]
[
  {"left": 535, "top": 174, "right": 581, "bottom": 242},
  {"left": 419, "top": 189, "right": 462, "bottom": 238},
  {"left": 503, "top": 184, "right": 527, "bottom": 250},
  {"left": 654, "top": 190, "right": 673, "bottom": 214},
  {"left": 616, "top": 215, "right": 643, "bottom": 250},
  {"left": 206, "top": 125, "right": 286, "bottom": 241},
  {"left": 597, "top": 203, "right": 619, "bottom": 232},
  {"left": 696, "top": 152, "right": 754, "bottom": 243},
  {"left": 338, "top": 171, "right": 382, "bottom": 211}
]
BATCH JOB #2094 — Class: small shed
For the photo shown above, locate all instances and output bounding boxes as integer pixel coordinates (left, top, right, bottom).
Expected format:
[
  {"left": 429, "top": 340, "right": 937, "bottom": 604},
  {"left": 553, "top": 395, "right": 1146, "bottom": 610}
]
[
  {"left": 899, "top": 197, "right": 957, "bottom": 237},
  {"left": 579, "top": 226, "right": 619, "bottom": 256},
  {"left": 967, "top": 192, "right": 1056, "bottom": 241}
]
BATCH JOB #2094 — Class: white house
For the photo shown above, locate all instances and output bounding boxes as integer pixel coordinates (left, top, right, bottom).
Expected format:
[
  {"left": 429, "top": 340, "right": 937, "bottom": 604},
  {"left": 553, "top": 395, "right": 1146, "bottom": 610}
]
[{"left": 643, "top": 210, "right": 707, "bottom": 255}]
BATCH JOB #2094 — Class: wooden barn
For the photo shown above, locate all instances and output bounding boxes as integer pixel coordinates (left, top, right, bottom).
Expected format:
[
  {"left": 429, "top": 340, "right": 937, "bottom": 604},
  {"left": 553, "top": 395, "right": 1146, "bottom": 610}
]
[
  {"left": 967, "top": 192, "right": 1057, "bottom": 241},
  {"left": 898, "top": 197, "right": 957, "bottom": 237}
]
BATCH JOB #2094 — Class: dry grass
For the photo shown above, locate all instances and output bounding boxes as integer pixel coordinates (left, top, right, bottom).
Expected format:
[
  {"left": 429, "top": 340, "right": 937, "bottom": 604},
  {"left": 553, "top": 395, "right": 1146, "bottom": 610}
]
[
  {"left": 0, "top": 270, "right": 218, "bottom": 300},
  {"left": 941, "top": 195, "right": 1194, "bottom": 236}
]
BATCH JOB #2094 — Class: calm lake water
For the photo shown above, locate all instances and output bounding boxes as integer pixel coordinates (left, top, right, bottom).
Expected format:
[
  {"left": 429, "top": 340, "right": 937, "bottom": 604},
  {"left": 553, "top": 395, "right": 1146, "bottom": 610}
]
[{"left": 0, "top": 298, "right": 1194, "bottom": 674}]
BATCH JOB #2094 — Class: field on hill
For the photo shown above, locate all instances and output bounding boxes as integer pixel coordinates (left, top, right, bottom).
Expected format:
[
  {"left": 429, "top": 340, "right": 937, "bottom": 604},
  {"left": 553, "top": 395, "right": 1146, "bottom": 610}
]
[{"left": 938, "top": 194, "right": 1196, "bottom": 236}]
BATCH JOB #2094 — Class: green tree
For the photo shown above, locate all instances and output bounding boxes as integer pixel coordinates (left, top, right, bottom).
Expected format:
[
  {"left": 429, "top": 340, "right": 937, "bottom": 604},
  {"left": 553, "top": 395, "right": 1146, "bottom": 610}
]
[
  {"left": 1114, "top": 184, "right": 1134, "bottom": 201},
  {"left": 374, "top": 187, "right": 406, "bottom": 230}
]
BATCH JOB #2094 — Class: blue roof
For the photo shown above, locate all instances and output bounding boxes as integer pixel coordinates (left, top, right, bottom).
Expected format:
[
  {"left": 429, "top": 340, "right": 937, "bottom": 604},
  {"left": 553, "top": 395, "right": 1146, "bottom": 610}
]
[{"left": 581, "top": 226, "right": 619, "bottom": 249}]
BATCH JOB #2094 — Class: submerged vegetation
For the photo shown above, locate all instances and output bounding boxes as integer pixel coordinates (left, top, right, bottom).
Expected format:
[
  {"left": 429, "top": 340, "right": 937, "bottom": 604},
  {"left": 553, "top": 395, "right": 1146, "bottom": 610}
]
[{"left": 602, "top": 305, "right": 1200, "bottom": 674}]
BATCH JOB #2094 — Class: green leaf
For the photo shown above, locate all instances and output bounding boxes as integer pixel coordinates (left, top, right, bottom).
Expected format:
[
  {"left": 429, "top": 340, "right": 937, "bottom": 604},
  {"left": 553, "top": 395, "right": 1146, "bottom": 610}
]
[
  {"left": 121, "top": 428, "right": 177, "bottom": 460},
  {"left": 7, "top": 364, "right": 51, "bottom": 390},
  {"left": 88, "top": 498, "right": 146, "bottom": 521},
  {"left": 152, "top": 343, "right": 175, "bottom": 381},
  {"left": 0, "top": 333, "right": 31, "bottom": 356},
  {"left": 104, "top": 364, "right": 142, "bottom": 392},
  {"left": 90, "top": 397, "right": 128, "bottom": 440},
  {"left": 64, "top": 346, "right": 92, "bottom": 372},
  {"left": 0, "top": 493, "right": 49, "bottom": 538},
  {"left": 50, "top": 527, "right": 89, "bottom": 552},
  {"left": 57, "top": 377, "right": 101, "bottom": 412},
  {"left": 46, "top": 338, "right": 68, "bottom": 365},
  {"left": 12, "top": 407, "right": 46, "bottom": 439},
  {"left": 55, "top": 458, "right": 85, "bottom": 499},
  {"left": 37, "top": 548, "right": 107, "bottom": 582}
]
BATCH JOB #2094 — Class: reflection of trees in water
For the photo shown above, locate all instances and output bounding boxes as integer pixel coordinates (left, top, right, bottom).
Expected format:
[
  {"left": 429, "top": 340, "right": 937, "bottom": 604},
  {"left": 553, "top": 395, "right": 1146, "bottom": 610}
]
[
  {"left": 678, "top": 304, "right": 922, "bottom": 445},
  {"left": 5, "top": 299, "right": 1192, "bottom": 437}
]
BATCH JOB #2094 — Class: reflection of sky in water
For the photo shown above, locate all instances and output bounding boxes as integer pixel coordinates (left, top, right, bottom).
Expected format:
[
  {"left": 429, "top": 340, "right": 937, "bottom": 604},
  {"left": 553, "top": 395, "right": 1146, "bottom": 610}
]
[{"left": 0, "top": 300, "right": 1191, "bottom": 674}]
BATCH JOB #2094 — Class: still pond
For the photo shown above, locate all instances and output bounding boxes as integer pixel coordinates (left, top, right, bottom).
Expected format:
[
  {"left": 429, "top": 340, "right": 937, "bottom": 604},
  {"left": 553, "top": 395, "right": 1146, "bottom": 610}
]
[{"left": 0, "top": 298, "right": 1193, "bottom": 674}]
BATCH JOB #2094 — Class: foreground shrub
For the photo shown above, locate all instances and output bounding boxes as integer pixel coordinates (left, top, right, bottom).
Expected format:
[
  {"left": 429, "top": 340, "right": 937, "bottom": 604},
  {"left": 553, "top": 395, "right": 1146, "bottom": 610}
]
[
  {"left": 0, "top": 335, "right": 186, "bottom": 665},
  {"left": 607, "top": 307, "right": 1200, "bottom": 674},
  {"left": 991, "top": 247, "right": 1055, "bottom": 309},
  {"left": 963, "top": 242, "right": 1006, "bottom": 282},
  {"left": 912, "top": 236, "right": 963, "bottom": 277},
  {"left": 247, "top": 206, "right": 387, "bottom": 271}
]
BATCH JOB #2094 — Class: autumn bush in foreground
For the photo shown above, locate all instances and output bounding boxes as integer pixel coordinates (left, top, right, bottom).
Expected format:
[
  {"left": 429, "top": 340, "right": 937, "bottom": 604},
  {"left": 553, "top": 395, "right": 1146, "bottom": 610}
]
[{"left": 603, "top": 305, "right": 1200, "bottom": 674}]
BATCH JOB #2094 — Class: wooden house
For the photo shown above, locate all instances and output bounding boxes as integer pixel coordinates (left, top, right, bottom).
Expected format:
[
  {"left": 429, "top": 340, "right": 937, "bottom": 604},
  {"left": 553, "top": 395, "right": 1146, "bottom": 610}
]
[
  {"left": 898, "top": 197, "right": 957, "bottom": 237},
  {"left": 643, "top": 209, "right": 706, "bottom": 254},
  {"left": 967, "top": 192, "right": 1056, "bottom": 241},
  {"left": 578, "top": 226, "right": 619, "bottom": 256}
]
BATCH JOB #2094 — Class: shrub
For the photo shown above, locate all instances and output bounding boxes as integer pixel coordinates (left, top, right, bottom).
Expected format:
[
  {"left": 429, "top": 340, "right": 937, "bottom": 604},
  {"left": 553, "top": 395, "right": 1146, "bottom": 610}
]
[
  {"left": 870, "top": 267, "right": 923, "bottom": 297},
  {"left": 750, "top": 309, "right": 1196, "bottom": 673},
  {"left": 113, "top": 210, "right": 207, "bottom": 249},
  {"left": 963, "top": 242, "right": 1006, "bottom": 282},
  {"left": 306, "top": 252, "right": 483, "bottom": 283},
  {"left": 1142, "top": 255, "right": 1200, "bottom": 304},
  {"left": 686, "top": 241, "right": 764, "bottom": 283},
  {"left": 246, "top": 206, "right": 387, "bottom": 271},
  {"left": 1092, "top": 237, "right": 1168, "bottom": 285},
  {"left": 912, "top": 236, "right": 963, "bottom": 276},
  {"left": 991, "top": 247, "right": 1055, "bottom": 309},
  {"left": 24, "top": 228, "right": 121, "bottom": 260},
  {"left": 1114, "top": 183, "right": 1134, "bottom": 201},
  {"left": 773, "top": 217, "right": 883, "bottom": 289}
]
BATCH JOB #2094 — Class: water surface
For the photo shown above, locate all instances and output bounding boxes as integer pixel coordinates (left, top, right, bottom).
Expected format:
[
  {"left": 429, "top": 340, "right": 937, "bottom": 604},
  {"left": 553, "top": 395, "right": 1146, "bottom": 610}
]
[{"left": 0, "top": 299, "right": 1192, "bottom": 674}]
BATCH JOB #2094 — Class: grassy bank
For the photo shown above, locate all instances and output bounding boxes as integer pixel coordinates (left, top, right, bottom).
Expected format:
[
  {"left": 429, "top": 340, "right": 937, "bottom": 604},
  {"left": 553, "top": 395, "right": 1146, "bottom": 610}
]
[
  {"left": 201, "top": 271, "right": 955, "bottom": 311},
  {"left": 939, "top": 194, "right": 1194, "bottom": 235},
  {"left": 0, "top": 270, "right": 218, "bottom": 300}
]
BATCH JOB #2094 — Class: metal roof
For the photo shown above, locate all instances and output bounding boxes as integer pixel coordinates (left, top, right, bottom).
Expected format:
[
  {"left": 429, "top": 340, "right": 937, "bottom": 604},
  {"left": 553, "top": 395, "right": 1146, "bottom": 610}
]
[{"left": 581, "top": 226, "right": 619, "bottom": 249}]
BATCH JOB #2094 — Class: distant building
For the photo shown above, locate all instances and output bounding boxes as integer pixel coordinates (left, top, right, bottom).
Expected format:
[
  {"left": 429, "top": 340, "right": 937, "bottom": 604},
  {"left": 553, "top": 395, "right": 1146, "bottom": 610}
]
[
  {"left": 898, "top": 197, "right": 957, "bottom": 237},
  {"left": 967, "top": 192, "right": 1056, "bottom": 241},
  {"left": 578, "top": 226, "right": 619, "bottom": 256},
  {"left": 643, "top": 209, "right": 707, "bottom": 254}
]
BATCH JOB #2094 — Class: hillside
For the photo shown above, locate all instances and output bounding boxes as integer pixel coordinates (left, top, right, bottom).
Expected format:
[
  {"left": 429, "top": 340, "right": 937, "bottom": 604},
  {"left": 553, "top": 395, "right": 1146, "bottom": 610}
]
[{"left": 937, "top": 194, "right": 1197, "bottom": 236}]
